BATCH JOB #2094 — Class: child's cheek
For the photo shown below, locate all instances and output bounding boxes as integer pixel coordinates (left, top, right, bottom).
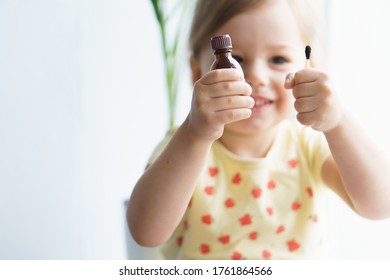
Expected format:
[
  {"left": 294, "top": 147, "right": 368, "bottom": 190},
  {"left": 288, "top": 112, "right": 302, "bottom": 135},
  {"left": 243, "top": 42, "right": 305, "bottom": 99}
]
[
  {"left": 288, "top": 94, "right": 295, "bottom": 109},
  {"left": 282, "top": 91, "right": 296, "bottom": 119},
  {"left": 273, "top": 83, "right": 294, "bottom": 119}
]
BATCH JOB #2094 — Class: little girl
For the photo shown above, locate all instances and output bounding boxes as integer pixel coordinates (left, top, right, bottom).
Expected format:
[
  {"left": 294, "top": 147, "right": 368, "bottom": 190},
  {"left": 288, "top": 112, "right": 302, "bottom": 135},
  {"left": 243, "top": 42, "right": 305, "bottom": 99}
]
[{"left": 127, "top": 0, "right": 390, "bottom": 259}]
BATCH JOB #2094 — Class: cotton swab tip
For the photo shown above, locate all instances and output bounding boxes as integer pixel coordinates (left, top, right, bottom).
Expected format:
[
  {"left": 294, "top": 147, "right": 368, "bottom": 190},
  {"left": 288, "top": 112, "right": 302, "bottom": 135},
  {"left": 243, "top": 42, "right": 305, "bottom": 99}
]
[{"left": 305, "top": 45, "right": 311, "bottom": 60}]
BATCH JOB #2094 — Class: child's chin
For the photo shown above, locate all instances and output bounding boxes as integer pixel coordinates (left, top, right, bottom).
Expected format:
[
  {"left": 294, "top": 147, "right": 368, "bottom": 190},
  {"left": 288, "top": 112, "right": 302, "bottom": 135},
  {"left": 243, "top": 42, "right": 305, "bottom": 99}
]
[{"left": 226, "top": 118, "right": 280, "bottom": 135}]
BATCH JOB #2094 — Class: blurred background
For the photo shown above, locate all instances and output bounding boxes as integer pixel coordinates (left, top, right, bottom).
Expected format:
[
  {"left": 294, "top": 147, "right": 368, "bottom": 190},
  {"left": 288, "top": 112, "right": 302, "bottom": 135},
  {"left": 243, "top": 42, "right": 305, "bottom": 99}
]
[{"left": 1, "top": 0, "right": 390, "bottom": 259}]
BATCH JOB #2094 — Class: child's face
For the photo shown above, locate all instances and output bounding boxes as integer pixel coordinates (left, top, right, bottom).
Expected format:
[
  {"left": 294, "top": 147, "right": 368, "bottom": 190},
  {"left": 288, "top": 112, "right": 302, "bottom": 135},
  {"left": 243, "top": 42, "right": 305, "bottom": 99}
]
[{"left": 194, "top": 0, "right": 306, "bottom": 136}]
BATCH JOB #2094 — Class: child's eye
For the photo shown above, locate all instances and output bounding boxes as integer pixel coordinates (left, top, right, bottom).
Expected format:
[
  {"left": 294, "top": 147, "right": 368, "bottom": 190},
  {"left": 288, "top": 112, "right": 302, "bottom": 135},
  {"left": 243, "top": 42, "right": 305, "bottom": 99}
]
[
  {"left": 232, "top": 55, "right": 244, "bottom": 64},
  {"left": 270, "top": 56, "right": 288, "bottom": 64}
]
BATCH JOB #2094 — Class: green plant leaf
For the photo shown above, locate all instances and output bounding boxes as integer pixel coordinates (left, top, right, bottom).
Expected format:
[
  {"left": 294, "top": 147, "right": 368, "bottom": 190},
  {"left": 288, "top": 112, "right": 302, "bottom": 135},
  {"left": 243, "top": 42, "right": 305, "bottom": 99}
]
[{"left": 148, "top": 0, "right": 194, "bottom": 128}]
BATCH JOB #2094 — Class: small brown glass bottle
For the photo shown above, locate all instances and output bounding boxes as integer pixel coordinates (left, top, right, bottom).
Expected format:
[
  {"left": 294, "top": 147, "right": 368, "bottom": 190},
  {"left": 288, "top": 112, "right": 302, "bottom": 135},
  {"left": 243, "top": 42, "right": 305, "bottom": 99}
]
[{"left": 210, "top": 34, "right": 243, "bottom": 74}]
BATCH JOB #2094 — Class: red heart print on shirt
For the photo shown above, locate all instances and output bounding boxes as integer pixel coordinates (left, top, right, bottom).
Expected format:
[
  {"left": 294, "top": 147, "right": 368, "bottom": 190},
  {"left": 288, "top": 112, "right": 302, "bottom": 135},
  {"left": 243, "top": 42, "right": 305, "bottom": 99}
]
[
  {"left": 249, "top": 231, "right": 258, "bottom": 240},
  {"left": 276, "top": 225, "right": 285, "bottom": 234},
  {"left": 251, "top": 187, "right": 262, "bottom": 198},
  {"left": 231, "top": 252, "right": 242, "bottom": 260},
  {"left": 287, "top": 239, "right": 300, "bottom": 252},
  {"left": 204, "top": 186, "right": 214, "bottom": 195},
  {"left": 306, "top": 187, "right": 313, "bottom": 197},
  {"left": 224, "top": 198, "right": 235, "bottom": 208},
  {"left": 291, "top": 201, "right": 301, "bottom": 211},
  {"left": 232, "top": 173, "right": 242, "bottom": 184},
  {"left": 200, "top": 244, "right": 210, "bottom": 254},
  {"left": 218, "top": 235, "right": 230, "bottom": 245},
  {"left": 288, "top": 159, "right": 298, "bottom": 168},
  {"left": 202, "top": 214, "right": 212, "bottom": 225},
  {"left": 209, "top": 167, "right": 218, "bottom": 177},
  {"left": 262, "top": 250, "right": 271, "bottom": 259},
  {"left": 177, "top": 236, "right": 183, "bottom": 247},
  {"left": 267, "top": 180, "right": 276, "bottom": 189},
  {"left": 239, "top": 214, "right": 252, "bottom": 226}
]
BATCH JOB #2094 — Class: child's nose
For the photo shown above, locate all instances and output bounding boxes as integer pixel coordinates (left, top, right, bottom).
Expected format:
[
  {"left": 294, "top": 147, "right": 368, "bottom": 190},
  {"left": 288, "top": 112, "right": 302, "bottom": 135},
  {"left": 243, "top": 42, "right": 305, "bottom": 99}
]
[{"left": 244, "top": 60, "right": 270, "bottom": 87}]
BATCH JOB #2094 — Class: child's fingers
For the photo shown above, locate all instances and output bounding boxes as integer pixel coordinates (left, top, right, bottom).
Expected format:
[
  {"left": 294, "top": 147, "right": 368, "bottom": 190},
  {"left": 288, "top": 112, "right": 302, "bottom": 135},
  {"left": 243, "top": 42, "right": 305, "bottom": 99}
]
[
  {"left": 285, "top": 73, "right": 315, "bottom": 99},
  {"left": 284, "top": 73, "right": 295, "bottom": 89},
  {"left": 292, "top": 83, "right": 317, "bottom": 99},
  {"left": 210, "top": 81, "right": 252, "bottom": 98},
  {"left": 196, "top": 80, "right": 251, "bottom": 99},
  {"left": 202, "top": 68, "right": 245, "bottom": 85},
  {"left": 214, "top": 108, "right": 252, "bottom": 124},
  {"left": 293, "top": 77, "right": 332, "bottom": 100},
  {"left": 294, "top": 96, "right": 321, "bottom": 113},
  {"left": 285, "top": 69, "right": 328, "bottom": 91},
  {"left": 296, "top": 111, "right": 315, "bottom": 126},
  {"left": 284, "top": 68, "right": 339, "bottom": 132},
  {"left": 293, "top": 69, "right": 328, "bottom": 85},
  {"left": 211, "top": 95, "right": 254, "bottom": 112}
]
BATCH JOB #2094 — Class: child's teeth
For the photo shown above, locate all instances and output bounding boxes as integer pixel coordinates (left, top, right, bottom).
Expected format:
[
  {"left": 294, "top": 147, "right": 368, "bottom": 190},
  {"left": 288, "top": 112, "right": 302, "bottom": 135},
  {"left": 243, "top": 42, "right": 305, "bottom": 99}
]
[{"left": 255, "top": 100, "right": 265, "bottom": 106}]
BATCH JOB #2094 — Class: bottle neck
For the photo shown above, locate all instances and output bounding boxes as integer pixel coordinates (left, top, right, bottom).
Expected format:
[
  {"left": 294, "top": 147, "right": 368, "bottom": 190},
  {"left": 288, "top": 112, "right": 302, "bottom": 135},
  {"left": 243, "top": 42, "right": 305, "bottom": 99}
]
[{"left": 213, "top": 48, "right": 232, "bottom": 57}]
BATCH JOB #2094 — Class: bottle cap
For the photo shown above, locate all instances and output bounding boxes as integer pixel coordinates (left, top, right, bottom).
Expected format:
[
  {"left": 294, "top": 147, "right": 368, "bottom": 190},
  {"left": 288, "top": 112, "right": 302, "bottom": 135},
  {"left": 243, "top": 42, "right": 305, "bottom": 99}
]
[{"left": 211, "top": 34, "right": 232, "bottom": 51}]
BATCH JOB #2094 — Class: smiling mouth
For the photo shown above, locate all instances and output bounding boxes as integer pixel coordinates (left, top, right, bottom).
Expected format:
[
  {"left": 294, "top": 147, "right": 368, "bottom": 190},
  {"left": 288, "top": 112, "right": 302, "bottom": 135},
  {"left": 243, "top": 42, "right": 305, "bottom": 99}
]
[
  {"left": 253, "top": 97, "right": 275, "bottom": 108},
  {"left": 254, "top": 99, "right": 274, "bottom": 106}
]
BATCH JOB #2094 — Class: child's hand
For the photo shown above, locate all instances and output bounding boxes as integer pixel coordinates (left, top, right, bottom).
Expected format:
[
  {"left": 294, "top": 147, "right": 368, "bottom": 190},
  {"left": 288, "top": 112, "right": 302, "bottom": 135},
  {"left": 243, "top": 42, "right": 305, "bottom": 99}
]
[
  {"left": 188, "top": 69, "right": 253, "bottom": 142},
  {"left": 284, "top": 69, "right": 342, "bottom": 132}
]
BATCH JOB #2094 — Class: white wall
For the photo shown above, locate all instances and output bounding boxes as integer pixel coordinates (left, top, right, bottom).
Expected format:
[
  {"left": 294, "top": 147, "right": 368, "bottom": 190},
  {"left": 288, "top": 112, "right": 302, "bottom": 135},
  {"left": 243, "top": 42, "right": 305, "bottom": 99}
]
[
  {"left": 1, "top": 0, "right": 84, "bottom": 259},
  {"left": 0, "top": 0, "right": 177, "bottom": 259},
  {"left": 0, "top": 0, "right": 389, "bottom": 259},
  {"left": 326, "top": 0, "right": 390, "bottom": 259}
]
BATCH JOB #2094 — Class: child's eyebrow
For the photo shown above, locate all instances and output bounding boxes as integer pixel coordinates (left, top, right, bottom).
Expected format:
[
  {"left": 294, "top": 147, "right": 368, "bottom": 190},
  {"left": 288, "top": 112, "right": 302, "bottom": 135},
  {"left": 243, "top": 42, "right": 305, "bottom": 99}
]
[
  {"left": 268, "top": 44, "right": 297, "bottom": 50},
  {"left": 265, "top": 44, "right": 304, "bottom": 55}
]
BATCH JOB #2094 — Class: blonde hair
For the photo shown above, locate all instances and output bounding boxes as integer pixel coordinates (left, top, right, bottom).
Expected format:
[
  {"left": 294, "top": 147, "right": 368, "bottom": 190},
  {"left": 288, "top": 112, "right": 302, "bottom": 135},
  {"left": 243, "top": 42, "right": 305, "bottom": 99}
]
[{"left": 189, "top": 0, "right": 326, "bottom": 67}]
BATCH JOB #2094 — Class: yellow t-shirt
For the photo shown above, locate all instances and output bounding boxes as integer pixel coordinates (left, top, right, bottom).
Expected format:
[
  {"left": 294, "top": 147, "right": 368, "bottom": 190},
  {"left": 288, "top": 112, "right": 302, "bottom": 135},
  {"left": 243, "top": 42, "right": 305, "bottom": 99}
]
[{"left": 149, "top": 120, "right": 331, "bottom": 260}]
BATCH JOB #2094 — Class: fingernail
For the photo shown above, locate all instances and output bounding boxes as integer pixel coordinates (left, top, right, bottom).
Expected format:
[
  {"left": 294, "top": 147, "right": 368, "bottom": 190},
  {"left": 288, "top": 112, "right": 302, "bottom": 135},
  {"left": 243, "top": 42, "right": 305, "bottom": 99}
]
[{"left": 285, "top": 73, "right": 292, "bottom": 83}]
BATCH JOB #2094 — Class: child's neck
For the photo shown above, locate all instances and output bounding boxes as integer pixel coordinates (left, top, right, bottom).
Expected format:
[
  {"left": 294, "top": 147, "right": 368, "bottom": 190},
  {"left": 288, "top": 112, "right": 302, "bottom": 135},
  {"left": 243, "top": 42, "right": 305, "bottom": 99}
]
[{"left": 218, "top": 126, "right": 278, "bottom": 158}]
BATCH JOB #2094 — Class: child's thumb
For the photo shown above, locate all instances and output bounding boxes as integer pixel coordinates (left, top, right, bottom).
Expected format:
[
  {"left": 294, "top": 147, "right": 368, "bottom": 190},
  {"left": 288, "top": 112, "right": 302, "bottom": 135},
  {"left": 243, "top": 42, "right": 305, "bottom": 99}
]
[{"left": 284, "top": 73, "right": 295, "bottom": 89}]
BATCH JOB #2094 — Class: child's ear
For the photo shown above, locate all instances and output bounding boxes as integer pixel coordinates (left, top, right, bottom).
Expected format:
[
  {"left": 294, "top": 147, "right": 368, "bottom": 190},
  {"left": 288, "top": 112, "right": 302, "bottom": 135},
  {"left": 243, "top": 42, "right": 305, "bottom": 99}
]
[{"left": 190, "top": 55, "right": 202, "bottom": 84}]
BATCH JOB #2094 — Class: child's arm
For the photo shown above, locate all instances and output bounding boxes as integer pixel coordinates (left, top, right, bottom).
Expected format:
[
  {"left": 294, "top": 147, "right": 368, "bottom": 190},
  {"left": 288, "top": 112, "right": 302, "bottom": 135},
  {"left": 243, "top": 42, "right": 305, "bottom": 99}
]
[
  {"left": 285, "top": 69, "right": 390, "bottom": 220},
  {"left": 322, "top": 115, "right": 390, "bottom": 219},
  {"left": 127, "top": 69, "right": 253, "bottom": 247}
]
